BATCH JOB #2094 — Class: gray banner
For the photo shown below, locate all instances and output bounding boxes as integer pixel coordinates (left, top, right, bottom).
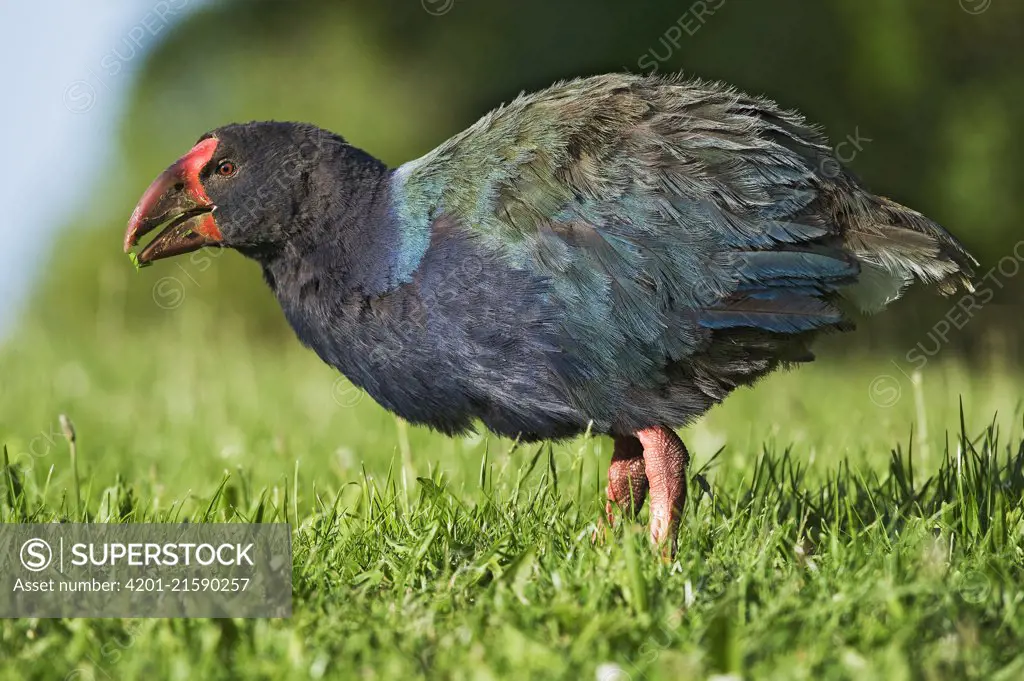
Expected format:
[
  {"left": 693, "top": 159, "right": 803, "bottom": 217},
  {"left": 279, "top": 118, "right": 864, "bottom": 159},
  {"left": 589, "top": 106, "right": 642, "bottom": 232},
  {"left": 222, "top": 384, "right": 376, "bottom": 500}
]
[{"left": 0, "top": 523, "right": 291, "bottom": 617}]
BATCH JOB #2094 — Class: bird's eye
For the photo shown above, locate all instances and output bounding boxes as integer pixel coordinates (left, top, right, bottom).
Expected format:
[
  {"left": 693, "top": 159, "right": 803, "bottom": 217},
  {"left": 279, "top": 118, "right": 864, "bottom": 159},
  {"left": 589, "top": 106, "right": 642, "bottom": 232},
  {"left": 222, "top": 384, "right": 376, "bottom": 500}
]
[{"left": 216, "top": 160, "right": 237, "bottom": 177}]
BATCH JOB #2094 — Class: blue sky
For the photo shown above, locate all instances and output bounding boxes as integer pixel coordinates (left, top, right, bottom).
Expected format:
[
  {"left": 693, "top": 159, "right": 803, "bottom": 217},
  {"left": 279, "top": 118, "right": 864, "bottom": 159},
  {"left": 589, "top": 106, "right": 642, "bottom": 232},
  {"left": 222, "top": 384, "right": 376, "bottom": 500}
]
[{"left": 0, "top": 1, "right": 203, "bottom": 336}]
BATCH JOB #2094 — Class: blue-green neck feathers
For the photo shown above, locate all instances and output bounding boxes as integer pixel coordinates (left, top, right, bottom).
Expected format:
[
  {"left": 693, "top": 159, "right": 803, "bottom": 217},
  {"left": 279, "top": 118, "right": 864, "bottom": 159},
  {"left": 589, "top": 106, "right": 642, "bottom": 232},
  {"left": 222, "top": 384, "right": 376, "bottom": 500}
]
[{"left": 387, "top": 163, "right": 436, "bottom": 286}]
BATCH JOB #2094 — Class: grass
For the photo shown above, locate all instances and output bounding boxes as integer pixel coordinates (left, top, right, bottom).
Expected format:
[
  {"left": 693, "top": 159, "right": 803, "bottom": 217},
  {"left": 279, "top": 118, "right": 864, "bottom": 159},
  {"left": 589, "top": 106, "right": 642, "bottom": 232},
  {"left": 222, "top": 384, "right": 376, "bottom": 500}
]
[{"left": 1, "top": 307, "right": 1024, "bottom": 680}]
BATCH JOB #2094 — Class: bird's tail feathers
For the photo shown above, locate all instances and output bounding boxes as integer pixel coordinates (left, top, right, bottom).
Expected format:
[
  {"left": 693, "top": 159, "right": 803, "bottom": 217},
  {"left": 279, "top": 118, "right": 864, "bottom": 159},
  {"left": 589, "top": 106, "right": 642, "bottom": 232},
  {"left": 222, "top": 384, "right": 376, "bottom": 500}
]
[{"left": 840, "top": 196, "right": 976, "bottom": 313}]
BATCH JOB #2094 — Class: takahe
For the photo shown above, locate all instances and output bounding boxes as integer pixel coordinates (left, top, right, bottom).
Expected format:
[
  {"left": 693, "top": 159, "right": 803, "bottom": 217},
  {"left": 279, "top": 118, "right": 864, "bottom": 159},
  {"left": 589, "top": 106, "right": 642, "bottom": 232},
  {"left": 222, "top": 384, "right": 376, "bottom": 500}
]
[{"left": 124, "top": 74, "right": 976, "bottom": 549}]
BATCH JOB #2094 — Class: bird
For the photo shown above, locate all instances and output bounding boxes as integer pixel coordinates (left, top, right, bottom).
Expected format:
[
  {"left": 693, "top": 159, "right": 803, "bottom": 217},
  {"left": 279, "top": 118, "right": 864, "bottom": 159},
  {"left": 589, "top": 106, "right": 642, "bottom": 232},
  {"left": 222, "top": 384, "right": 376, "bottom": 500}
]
[{"left": 124, "top": 73, "right": 976, "bottom": 551}]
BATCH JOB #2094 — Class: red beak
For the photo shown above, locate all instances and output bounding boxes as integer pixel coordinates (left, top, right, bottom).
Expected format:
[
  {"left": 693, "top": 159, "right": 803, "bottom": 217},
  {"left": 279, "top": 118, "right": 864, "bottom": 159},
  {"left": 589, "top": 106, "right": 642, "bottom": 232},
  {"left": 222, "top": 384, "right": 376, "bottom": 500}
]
[{"left": 124, "top": 137, "right": 223, "bottom": 265}]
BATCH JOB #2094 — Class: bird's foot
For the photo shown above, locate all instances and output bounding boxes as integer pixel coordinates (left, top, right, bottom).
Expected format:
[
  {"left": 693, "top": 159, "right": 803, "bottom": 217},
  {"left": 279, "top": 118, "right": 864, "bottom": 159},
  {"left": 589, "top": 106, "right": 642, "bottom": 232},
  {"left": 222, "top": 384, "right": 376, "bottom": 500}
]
[
  {"left": 605, "top": 435, "right": 649, "bottom": 526},
  {"left": 636, "top": 426, "right": 688, "bottom": 556}
]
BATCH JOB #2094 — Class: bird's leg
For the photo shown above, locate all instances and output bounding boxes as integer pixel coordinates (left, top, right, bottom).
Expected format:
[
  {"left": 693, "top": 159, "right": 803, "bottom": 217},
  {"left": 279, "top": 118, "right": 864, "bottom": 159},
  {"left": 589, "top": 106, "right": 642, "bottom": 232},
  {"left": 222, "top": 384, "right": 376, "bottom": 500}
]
[
  {"left": 605, "top": 435, "right": 648, "bottom": 526},
  {"left": 636, "top": 426, "right": 689, "bottom": 552}
]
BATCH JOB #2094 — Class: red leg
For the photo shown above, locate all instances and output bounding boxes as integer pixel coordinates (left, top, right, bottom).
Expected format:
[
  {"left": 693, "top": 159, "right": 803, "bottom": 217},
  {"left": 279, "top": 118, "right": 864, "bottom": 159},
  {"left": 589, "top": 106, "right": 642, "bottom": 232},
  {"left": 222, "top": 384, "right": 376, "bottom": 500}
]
[
  {"left": 605, "top": 435, "right": 648, "bottom": 525},
  {"left": 636, "top": 426, "right": 688, "bottom": 551}
]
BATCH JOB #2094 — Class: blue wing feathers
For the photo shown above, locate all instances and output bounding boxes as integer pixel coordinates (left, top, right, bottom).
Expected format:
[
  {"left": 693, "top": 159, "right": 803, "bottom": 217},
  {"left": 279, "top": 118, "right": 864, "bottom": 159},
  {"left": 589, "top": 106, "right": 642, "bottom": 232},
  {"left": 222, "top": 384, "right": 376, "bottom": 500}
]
[
  {"left": 734, "top": 251, "right": 858, "bottom": 285},
  {"left": 699, "top": 295, "right": 844, "bottom": 333}
]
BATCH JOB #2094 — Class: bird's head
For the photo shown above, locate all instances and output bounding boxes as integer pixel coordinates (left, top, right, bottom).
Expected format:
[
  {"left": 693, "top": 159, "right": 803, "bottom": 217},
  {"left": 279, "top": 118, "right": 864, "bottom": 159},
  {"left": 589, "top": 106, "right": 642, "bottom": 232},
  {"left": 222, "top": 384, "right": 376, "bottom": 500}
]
[{"left": 124, "top": 122, "right": 353, "bottom": 265}]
